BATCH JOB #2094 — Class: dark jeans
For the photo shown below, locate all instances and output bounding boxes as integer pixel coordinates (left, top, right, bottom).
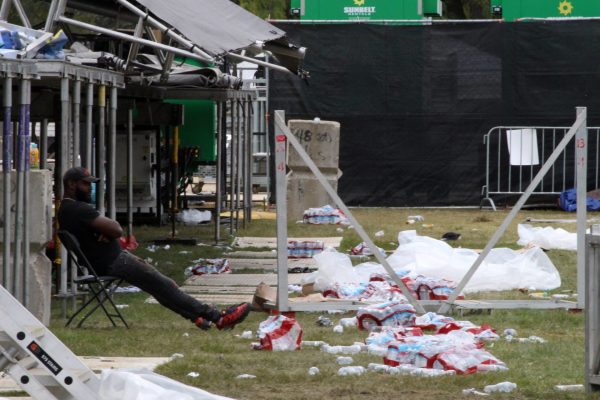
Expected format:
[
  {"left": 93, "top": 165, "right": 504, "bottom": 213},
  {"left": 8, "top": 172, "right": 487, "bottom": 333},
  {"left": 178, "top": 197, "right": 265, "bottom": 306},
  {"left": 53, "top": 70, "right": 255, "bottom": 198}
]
[{"left": 107, "top": 251, "right": 221, "bottom": 323}]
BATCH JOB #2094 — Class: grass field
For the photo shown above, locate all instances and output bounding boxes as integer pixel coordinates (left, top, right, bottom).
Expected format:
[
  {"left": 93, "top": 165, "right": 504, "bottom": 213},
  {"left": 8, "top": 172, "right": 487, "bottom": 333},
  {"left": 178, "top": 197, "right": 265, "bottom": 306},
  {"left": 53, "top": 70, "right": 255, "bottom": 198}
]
[{"left": 45, "top": 208, "right": 600, "bottom": 399}]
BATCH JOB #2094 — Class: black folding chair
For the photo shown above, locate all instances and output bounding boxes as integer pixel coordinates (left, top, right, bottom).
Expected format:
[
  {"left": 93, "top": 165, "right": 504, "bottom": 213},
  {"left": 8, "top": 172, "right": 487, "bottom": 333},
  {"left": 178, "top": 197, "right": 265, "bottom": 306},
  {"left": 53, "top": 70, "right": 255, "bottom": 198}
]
[{"left": 57, "top": 230, "right": 129, "bottom": 328}]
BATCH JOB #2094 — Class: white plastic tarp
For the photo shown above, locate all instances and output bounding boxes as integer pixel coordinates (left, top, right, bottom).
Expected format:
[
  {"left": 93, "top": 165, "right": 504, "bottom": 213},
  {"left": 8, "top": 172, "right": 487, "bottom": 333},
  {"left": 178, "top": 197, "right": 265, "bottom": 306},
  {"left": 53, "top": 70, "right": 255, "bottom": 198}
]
[
  {"left": 99, "top": 369, "right": 235, "bottom": 400},
  {"left": 310, "top": 231, "right": 561, "bottom": 294},
  {"left": 516, "top": 223, "right": 576, "bottom": 251}
]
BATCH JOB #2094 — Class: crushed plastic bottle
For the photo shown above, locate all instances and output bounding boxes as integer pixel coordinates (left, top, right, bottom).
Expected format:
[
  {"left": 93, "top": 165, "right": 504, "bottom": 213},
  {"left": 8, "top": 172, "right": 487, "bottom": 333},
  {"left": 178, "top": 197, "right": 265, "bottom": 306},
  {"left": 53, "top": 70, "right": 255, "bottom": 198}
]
[
  {"left": 317, "top": 316, "right": 333, "bottom": 327},
  {"left": 367, "top": 363, "right": 390, "bottom": 373},
  {"left": 503, "top": 328, "right": 518, "bottom": 337},
  {"left": 483, "top": 382, "right": 517, "bottom": 393},
  {"left": 333, "top": 325, "right": 344, "bottom": 333},
  {"left": 301, "top": 340, "right": 327, "bottom": 348},
  {"left": 338, "top": 366, "right": 366, "bottom": 376},
  {"left": 462, "top": 388, "right": 490, "bottom": 396},
  {"left": 336, "top": 356, "right": 353, "bottom": 365},
  {"left": 340, "top": 317, "right": 358, "bottom": 328},
  {"left": 554, "top": 384, "right": 583, "bottom": 392},
  {"left": 375, "top": 230, "right": 385, "bottom": 237},
  {"left": 240, "top": 330, "right": 253, "bottom": 339},
  {"left": 308, "top": 367, "right": 320, "bottom": 376},
  {"left": 321, "top": 344, "right": 362, "bottom": 355}
]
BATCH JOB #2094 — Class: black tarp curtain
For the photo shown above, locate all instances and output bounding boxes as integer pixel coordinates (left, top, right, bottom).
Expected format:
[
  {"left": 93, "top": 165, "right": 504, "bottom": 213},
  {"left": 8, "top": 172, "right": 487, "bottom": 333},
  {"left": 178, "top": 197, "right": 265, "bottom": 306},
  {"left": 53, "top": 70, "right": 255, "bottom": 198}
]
[{"left": 270, "top": 21, "right": 600, "bottom": 206}]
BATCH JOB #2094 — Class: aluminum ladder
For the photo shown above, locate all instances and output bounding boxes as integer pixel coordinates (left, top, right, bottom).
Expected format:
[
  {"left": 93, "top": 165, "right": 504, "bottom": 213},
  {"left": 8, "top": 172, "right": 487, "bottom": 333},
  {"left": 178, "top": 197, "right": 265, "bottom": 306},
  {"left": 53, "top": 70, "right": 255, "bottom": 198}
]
[{"left": 0, "top": 283, "right": 101, "bottom": 399}]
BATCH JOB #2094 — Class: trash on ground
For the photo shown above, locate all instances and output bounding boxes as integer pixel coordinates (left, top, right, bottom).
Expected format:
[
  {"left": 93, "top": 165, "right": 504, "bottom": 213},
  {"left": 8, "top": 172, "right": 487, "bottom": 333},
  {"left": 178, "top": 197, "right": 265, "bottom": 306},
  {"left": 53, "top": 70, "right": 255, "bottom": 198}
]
[
  {"left": 239, "top": 331, "right": 253, "bottom": 339},
  {"left": 462, "top": 388, "right": 490, "bottom": 396},
  {"left": 252, "top": 282, "right": 276, "bottom": 312},
  {"left": 559, "top": 188, "right": 600, "bottom": 212},
  {"left": 321, "top": 344, "right": 362, "bottom": 355},
  {"left": 336, "top": 356, "right": 353, "bottom": 365},
  {"left": 236, "top": 374, "right": 257, "bottom": 379},
  {"left": 375, "top": 230, "right": 385, "bottom": 237},
  {"left": 288, "top": 240, "right": 324, "bottom": 258},
  {"left": 483, "top": 382, "right": 517, "bottom": 393},
  {"left": 555, "top": 384, "right": 584, "bottom": 391},
  {"left": 441, "top": 232, "right": 461, "bottom": 241},
  {"left": 338, "top": 366, "right": 366, "bottom": 376},
  {"left": 186, "top": 372, "right": 200, "bottom": 378},
  {"left": 517, "top": 224, "right": 576, "bottom": 250},
  {"left": 503, "top": 328, "right": 517, "bottom": 337},
  {"left": 255, "top": 315, "right": 302, "bottom": 351},
  {"left": 303, "top": 205, "right": 349, "bottom": 225},
  {"left": 176, "top": 209, "right": 212, "bottom": 224},
  {"left": 333, "top": 325, "right": 344, "bottom": 333},
  {"left": 99, "top": 369, "right": 233, "bottom": 400},
  {"left": 357, "top": 301, "right": 416, "bottom": 331},
  {"left": 185, "top": 259, "right": 231, "bottom": 277},
  {"left": 171, "top": 353, "right": 184, "bottom": 359},
  {"left": 317, "top": 316, "right": 333, "bottom": 327},
  {"left": 301, "top": 340, "right": 327, "bottom": 348},
  {"left": 350, "top": 242, "right": 386, "bottom": 256},
  {"left": 115, "top": 304, "right": 129, "bottom": 309},
  {"left": 340, "top": 317, "right": 358, "bottom": 328},
  {"left": 288, "top": 284, "right": 303, "bottom": 293},
  {"left": 308, "top": 367, "right": 320, "bottom": 375}
]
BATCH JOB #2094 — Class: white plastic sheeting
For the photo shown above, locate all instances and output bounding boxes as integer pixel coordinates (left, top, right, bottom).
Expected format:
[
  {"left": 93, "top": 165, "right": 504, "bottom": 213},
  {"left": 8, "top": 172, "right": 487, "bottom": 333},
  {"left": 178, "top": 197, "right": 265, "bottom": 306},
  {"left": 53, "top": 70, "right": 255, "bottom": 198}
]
[
  {"left": 516, "top": 224, "right": 576, "bottom": 251},
  {"left": 99, "top": 369, "right": 235, "bottom": 400},
  {"left": 310, "top": 231, "right": 561, "bottom": 294}
]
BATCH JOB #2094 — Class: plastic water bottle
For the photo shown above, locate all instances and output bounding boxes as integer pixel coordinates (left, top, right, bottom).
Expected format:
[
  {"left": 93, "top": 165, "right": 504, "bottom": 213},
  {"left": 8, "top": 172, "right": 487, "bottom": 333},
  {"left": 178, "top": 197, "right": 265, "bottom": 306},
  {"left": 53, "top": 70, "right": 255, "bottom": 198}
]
[
  {"left": 338, "top": 366, "right": 365, "bottom": 376},
  {"left": 484, "top": 382, "right": 517, "bottom": 393},
  {"left": 308, "top": 367, "right": 320, "bottom": 376},
  {"left": 555, "top": 384, "right": 583, "bottom": 392},
  {"left": 336, "top": 356, "right": 353, "bottom": 365}
]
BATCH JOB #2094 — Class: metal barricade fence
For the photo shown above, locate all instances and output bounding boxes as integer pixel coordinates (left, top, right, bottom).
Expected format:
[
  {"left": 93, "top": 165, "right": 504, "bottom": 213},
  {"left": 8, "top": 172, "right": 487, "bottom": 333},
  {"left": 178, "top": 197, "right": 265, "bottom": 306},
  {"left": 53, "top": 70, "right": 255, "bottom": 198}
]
[{"left": 482, "top": 126, "right": 600, "bottom": 210}]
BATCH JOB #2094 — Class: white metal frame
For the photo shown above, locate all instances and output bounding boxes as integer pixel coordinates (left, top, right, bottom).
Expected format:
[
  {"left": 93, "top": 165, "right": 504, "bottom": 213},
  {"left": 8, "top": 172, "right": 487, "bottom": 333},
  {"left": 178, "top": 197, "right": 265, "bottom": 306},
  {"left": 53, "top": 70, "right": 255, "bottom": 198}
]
[{"left": 274, "top": 108, "right": 588, "bottom": 313}]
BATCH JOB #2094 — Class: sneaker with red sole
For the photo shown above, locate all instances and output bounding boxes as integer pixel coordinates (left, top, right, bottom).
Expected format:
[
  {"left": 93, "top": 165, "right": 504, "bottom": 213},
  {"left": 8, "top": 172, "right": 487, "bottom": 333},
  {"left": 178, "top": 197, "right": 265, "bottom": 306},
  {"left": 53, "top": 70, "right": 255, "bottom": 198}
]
[
  {"left": 216, "top": 302, "right": 251, "bottom": 330},
  {"left": 194, "top": 317, "right": 212, "bottom": 330}
]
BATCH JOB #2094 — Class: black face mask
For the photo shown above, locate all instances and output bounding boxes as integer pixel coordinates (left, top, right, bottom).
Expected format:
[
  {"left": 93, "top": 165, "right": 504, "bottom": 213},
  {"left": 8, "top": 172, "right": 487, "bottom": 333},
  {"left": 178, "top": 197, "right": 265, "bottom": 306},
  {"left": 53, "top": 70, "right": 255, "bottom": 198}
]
[{"left": 75, "top": 185, "right": 92, "bottom": 203}]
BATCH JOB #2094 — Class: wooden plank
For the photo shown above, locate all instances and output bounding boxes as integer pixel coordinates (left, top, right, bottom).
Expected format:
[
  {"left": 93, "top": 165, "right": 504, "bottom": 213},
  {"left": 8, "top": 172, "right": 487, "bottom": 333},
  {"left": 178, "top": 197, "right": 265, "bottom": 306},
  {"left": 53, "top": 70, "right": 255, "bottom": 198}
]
[
  {"left": 228, "top": 258, "right": 316, "bottom": 271},
  {"left": 233, "top": 236, "right": 343, "bottom": 249},
  {"left": 147, "top": 294, "right": 253, "bottom": 305},
  {"left": 184, "top": 273, "right": 310, "bottom": 287}
]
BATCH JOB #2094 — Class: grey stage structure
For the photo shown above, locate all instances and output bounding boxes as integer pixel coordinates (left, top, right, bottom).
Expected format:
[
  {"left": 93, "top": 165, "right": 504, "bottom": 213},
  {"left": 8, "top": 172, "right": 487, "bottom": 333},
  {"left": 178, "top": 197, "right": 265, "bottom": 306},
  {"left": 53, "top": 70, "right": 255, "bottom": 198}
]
[{"left": 0, "top": 0, "right": 304, "bottom": 316}]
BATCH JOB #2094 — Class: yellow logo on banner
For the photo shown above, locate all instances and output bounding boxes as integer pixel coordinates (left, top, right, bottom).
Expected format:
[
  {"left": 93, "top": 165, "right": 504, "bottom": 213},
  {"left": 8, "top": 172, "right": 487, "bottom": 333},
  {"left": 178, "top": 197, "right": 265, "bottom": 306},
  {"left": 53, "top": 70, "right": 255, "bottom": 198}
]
[
  {"left": 354, "top": 0, "right": 366, "bottom": 5},
  {"left": 558, "top": 0, "right": 573, "bottom": 15}
]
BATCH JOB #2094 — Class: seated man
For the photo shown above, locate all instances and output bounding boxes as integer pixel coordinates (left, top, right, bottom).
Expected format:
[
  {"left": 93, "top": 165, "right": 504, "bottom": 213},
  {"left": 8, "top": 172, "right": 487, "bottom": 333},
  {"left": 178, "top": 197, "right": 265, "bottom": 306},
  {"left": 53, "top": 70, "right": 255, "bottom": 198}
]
[{"left": 57, "top": 167, "right": 250, "bottom": 330}]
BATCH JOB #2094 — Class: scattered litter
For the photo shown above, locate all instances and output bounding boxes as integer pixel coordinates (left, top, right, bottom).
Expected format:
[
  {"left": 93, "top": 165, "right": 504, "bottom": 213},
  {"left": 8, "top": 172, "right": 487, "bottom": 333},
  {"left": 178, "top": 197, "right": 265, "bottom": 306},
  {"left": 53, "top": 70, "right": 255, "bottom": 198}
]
[
  {"left": 317, "top": 316, "right": 333, "bottom": 327},
  {"left": 236, "top": 374, "right": 256, "bottom": 379},
  {"left": 146, "top": 245, "right": 157, "bottom": 252},
  {"left": 483, "top": 382, "right": 517, "bottom": 393},
  {"left": 184, "top": 259, "right": 231, "bottom": 277},
  {"left": 441, "top": 232, "right": 461, "bottom": 241},
  {"left": 338, "top": 366, "right": 365, "bottom": 376},
  {"left": 422, "top": 224, "right": 434, "bottom": 228},
  {"left": 303, "top": 205, "right": 349, "bottom": 225},
  {"left": 357, "top": 301, "right": 416, "bottom": 331},
  {"left": 171, "top": 353, "right": 184, "bottom": 359},
  {"left": 462, "top": 388, "right": 490, "bottom": 396},
  {"left": 115, "top": 304, "right": 129, "bottom": 309},
  {"left": 288, "top": 240, "right": 324, "bottom": 258},
  {"left": 336, "top": 228, "right": 344, "bottom": 233},
  {"left": 340, "top": 317, "right": 358, "bottom": 328},
  {"left": 336, "top": 356, "right": 353, "bottom": 365},
  {"left": 186, "top": 372, "right": 200, "bottom": 378},
  {"left": 164, "top": 245, "right": 170, "bottom": 250},
  {"left": 555, "top": 384, "right": 584, "bottom": 392},
  {"left": 308, "top": 367, "right": 320, "bottom": 375},
  {"left": 327, "top": 309, "right": 345, "bottom": 315},
  {"left": 288, "top": 284, "right": 303, "bottom": 293},
  {"left": 179, "top": 251, "right": 191, "bottom": 254},
  {"left": 176, "top": 209, "right": 211, "bottom": 224},
  {"left": 333, "top": 325, "right": 344, "bottom": 334},
  {"left": 301, "top": 341, "right": 327, "bottom": 348},
  {"left": 239, "top": 331, "right": 253, "bottom": 339},
  {"left": 517, "top": 224, "right": 576, "bottom": 250},
  {"left": 516, "top": 335, "right": 546, "bottom": 344},
  {"left": 182, "top": 333, "right": 189, "bottom": 337},
  {"left": 321, "top": 344, "right": 362, "bottom": 355},
  {"left": 114, "top": 286, "right": 141, "bottom": 293},
  {"left": 145, "top": 257, "right": 154, "bottom": 264},
  {"left": 375, "top": 230, "right": 385, "bottom": 237},
  {"left": 408, "top": 215, "right": 425, "bottom": 222},
  {"left": 255, "top": 315, "right": 302, "bottom": 351},
  {"left": 503, "top": 328, "right": 517, "bottom": 337},
  {"left": 350, "top": 242, "right": 386, "bottom": 256}
]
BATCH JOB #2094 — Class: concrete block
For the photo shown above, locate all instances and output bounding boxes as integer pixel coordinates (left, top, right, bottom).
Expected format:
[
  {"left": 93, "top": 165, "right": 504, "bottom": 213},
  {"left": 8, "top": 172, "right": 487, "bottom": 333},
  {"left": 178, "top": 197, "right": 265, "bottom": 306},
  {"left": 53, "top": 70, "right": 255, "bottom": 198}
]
[
  {"left": 0, "top": 169, "right": 53, "bottom": 244},
  {"left": 286, "top": 120, "right": 342, "bottom": 221},
  {"left": 0, "top": 249, "right": 52, "bottom": 326}
]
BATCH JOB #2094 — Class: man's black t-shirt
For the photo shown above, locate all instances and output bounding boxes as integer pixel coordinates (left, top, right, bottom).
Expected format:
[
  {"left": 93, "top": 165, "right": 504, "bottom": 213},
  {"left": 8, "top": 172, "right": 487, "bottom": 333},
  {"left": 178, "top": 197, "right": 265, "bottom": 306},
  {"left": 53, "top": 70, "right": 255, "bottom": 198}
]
[{"left": 57, "top": 199, "right": 122, "bottom": 275}]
